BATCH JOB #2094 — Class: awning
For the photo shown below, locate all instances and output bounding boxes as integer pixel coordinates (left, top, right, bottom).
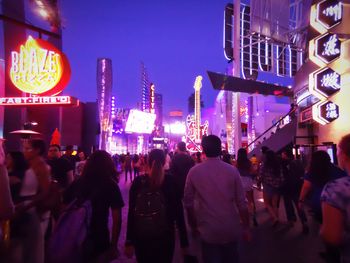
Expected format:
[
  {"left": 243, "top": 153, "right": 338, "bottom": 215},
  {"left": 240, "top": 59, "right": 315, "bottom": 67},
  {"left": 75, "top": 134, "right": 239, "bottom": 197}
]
[{"left": 207, "top": 71, "right": 293, "bottom": 97}]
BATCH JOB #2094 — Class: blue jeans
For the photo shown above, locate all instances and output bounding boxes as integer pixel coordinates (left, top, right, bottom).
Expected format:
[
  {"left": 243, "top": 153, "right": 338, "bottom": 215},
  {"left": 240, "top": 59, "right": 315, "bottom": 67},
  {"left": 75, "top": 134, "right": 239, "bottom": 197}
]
[{"left": 201, "top": 240, "right": 239, "bottom": 263}]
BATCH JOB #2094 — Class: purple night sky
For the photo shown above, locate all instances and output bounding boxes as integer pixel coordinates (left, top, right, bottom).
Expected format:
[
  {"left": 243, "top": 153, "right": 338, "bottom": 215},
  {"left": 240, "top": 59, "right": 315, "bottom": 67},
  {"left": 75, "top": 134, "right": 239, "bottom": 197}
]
[
  {"left": 1, "top": 0, "right": 291, "bottom": 115},
  {"left": 59, "top": 0, "right": 231, "bottom": 114}
]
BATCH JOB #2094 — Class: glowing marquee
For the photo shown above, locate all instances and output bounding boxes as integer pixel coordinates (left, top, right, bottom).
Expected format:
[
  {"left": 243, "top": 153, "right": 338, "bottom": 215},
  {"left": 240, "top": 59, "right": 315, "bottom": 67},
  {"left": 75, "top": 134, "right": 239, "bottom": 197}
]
[
  {"left": 9, "top": 36, "right": 71, "bottom": 96},
  {"left": 125, "top": 109, "right": 156, "bottom": 134}
]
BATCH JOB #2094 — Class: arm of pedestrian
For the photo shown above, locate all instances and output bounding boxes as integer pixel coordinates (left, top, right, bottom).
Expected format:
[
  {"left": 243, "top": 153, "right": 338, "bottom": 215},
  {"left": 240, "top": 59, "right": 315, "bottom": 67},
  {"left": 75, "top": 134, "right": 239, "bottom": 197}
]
[
  {"left": 67, "top": 170, "right": 74, "bottom": 185},
  {"left": 298, "top": 180, "right": 312, "bottom": 209},
  {"left": 320, "top": 202, "right": 344, "bottom": 246},
  {"left": 183, "top": 171, "right": 198, "bottom": 236}
]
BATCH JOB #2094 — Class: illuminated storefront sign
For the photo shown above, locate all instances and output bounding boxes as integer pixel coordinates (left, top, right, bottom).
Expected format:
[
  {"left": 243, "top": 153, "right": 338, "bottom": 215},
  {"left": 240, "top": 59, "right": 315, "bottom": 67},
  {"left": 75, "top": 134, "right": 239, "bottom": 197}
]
[
  {"left": 311, "top": 0, "right": 343, "bottom": 34},
  {"left": 150, "top": 83, "right": 155, "bottom": 114},
  {"left": 1, "top": 36, "right": 75, "bottom": 106},
  {"left": 9, "top": 36, "right": 71, "bottom": 96},
  {"left": 0, "top": 96, "right": 77, "bottom": 106},
  {"left": 125, "top": 109, "right": 156, "bottom": 134},
  {"left": 312, "top": 100, "right": 339, "bottom": 125},
  {"left": 309, "top": 67, "right": 341, "bottom": 99},
  {"left": 316, "top": 33, "right": 341, "bottom": 64},
  {"left": 317, "top": 0, "right": 342, "bottom": 29},
  {"left": 310, "top": 0, "right": 343, "bottom": 125}
]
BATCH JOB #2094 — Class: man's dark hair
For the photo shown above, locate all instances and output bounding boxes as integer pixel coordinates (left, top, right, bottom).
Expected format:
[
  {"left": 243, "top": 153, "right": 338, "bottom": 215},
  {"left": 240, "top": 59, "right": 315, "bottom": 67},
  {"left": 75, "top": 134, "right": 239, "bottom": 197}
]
[
  {"left": 261, "top": 146, "right": 269, "bottom": 154},
  {"left": 201, "top": 135, "right": 221, "bottom": 158},
  {"left": 29, "top": 139, "right": 46, "bottom": 156},
  {"left": 177, "top": 141, "right": 186, "bottom": 152},
  {"left": 49, "top": 144, "right": 61, "bottom": 151},
  {"left": 66, "top": 145, "right": 74, "bottom": 151}
]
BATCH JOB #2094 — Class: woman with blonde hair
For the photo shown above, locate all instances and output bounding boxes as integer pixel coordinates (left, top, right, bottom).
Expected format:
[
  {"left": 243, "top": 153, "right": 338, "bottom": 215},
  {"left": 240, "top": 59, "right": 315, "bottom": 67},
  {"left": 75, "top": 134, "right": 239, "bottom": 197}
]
[{"left": 125, "top": 149, "right": 188, "bottom": 263}]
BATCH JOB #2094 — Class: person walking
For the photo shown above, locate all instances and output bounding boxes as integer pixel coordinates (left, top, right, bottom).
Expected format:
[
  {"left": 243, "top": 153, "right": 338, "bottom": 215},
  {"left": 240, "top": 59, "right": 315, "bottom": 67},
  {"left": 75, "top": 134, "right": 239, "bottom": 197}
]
[
  {"left": 183, "top": 135, "right": 250, "bottom": 263},
  {"left": 125, "top": 149, "right": 188, "bottom": 263},
  {"left": 132, "top": 154, "right": 140, "bottom": 178},
  {"left": 0, "top": 139, "right": 14, "bottom": 220},
  {"left": 321, "top": 134, "right": 350, "bottom": 263},
  {"left": 259, "top": 150, "right": 284, "bottom": 226},
  {"left": 280, "top": 150, "right": 308, "bottom": 234},
  {"left": 47, "top": 144, "right": 74, "bottom": 190},
  {"left": 299, "top": 150, "right": 346, "bottom": 262},
  {"left": 16, "top": 139, "right": 51, "bottom": 263},
  {"left": 236, "top": 148, "right": 258, "bottom": 227},
  {"left": 63, "top": 150, "right": 124, "bottom": 262},
  {"left": 124, "top": 153, "right": 132, "bottom": 182},
  {"left": 170, "top": 141, "right": 195, "bottom": 198}
]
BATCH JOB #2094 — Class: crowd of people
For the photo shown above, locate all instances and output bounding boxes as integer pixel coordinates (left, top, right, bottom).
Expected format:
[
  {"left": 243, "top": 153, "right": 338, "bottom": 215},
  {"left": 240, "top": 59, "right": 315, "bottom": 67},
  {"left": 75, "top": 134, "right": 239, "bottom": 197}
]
[{"left": 0, "top": 133, "right": 349, "bottom": 263}]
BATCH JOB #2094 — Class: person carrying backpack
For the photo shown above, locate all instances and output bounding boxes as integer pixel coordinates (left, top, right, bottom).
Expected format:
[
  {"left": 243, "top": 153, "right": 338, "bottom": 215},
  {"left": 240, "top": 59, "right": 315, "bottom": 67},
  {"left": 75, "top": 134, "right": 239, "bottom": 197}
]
[
  {"left": 48, "top": 150, "right": 124, "bottom": 263},
  {"left": 124, "top": 149, "right": 189, "bottom": 263}
]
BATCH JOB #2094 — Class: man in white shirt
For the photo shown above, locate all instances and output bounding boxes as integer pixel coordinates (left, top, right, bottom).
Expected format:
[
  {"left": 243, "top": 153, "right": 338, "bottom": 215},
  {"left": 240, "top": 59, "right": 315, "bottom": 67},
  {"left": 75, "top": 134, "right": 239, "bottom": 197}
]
[{"left": 183, "top": 135, "right": 250, "bottom": 263}]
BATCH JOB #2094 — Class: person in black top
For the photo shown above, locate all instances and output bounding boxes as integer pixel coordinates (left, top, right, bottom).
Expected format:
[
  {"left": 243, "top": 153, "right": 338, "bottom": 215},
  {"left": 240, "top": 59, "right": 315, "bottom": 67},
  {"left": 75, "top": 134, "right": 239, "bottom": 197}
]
[
  {"left": 170, "top": 141, "right": 195, "bottom": 198},
  {"left": 281, "top": 150, "right": 309, "bottom": 234},
  {"left": 6, "top": 151, "right": 27, "bottom": 203},
  {"left": 47, "top": 144, "right": 74, "bottom": 190},
  {"left": 125, "top": 149, "right": 188, "bottom": 263},
  {"left": 63, "top": 150, "right": 124, "bottom": 262},
  {"left": 62, "top": 145, "right": 78, "bottom": 172}
]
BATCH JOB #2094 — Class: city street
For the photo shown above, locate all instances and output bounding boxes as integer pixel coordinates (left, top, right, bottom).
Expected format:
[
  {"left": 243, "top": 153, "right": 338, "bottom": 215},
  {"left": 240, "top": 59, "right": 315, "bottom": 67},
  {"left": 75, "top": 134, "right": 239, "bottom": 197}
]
[{"left": 113, "top": 173, "right": 325, "bottom": 263}]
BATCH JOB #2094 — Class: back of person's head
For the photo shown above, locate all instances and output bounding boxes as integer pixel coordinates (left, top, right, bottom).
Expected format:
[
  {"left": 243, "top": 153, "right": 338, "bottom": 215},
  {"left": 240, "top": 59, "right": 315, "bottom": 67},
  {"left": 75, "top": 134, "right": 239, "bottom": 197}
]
[
  {"left": 237, "top": 148, "right": 251, "bottom": 171},
  {"left": 65, "top": 145, "right": 73, "bottom": 153},
  {"left": 338, "top": 134, "right": 350, "bottom": 171},
  {"left": 133, "top": 154, "right": 139, "bottom": 162},
  {"left": 264, "top": 150, "right": 281, "bottom": 177},
  {"left": 201, "top": 135, "right": 221, "bottom": 158},
  {"left": 7, "top": 151, "right": 28, "bottom": 172},
  {"left": 177, "top": 141, "right": 187, "bottom": 152},
  {"left": 308, "top": 150, "right": 332, "bottom": 186},
  {"left": 81, "top": 150, "right": 117, "bottom": 189},
  {"left": 261, "top": 146, "right": 269, "bottom": 155},
  {"left": 50, "top": 144, "right": 61, "bottom": 151},
  {"left": 29, "top": 139, "right": 46, "bottom": 157},
  {"left": 148, "top": 149, "right": 165, "bottom": 189},
  {"left": 222, "top": 153, "right": 232, "bottom": 164}
]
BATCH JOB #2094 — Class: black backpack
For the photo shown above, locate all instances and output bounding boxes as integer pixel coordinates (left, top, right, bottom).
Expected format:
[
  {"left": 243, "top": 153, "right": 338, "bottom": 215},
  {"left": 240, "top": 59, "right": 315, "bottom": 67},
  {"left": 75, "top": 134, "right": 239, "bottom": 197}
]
[{"left": 133, "top": 178, "right": 168, "bottom": 240}]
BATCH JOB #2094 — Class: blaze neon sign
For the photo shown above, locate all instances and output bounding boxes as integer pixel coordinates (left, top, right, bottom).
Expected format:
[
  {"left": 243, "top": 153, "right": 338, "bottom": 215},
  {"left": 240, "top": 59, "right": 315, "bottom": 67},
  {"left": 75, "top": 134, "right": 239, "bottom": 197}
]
[{"left": 9, "top": 36, "right": 71, "bottom": 96}]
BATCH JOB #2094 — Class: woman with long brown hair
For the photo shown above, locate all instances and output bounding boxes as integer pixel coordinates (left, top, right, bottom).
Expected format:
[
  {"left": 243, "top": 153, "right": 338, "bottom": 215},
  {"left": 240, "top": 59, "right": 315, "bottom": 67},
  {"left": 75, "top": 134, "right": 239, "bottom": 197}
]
[
  {"left": 62, "top": 150, "right": 124, "bottom": 262},
  {"left": 236, "top": 148, "right": 258, "bottom": 226},
  {"left": 125, "top": 149, "right": 188, "bottom": 263}
]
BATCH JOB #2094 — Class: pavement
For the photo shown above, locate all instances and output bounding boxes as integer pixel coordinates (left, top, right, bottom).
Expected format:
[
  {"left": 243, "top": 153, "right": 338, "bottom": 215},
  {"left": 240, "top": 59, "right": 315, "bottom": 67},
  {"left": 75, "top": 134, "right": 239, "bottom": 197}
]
[{"left": 112, "top": 174, "right": 326, "bottom": 263}]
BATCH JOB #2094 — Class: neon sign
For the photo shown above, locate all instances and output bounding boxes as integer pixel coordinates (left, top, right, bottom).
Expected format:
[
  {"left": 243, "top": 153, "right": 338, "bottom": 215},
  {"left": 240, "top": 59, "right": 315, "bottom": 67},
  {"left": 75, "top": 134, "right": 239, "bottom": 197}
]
[
  {"left": 312, "top": 100, "right": 339, "bottom": 125},
  {"left": 0, "top": 96, "right": 77, "bottom": 106},
  {"left": 150, "top": 83, "right": 155, "bottom": 114},
  {"left": 317, "top": 0, "right": 342, "bottom": 29},
  {"left": 236, "top": 5, "right": 301, "bottom": 79},
  {"left": 309, "top": 67, "right": 341, "bottom": 99},
  {"left": 186, "top": 76, "right": 209, "bottom": 152},
  {"left": 309, "top": 0, "right": 343, "bottom": 125},
  {"left": 9, "top": 36, "right": 70, "bottom": 96}
]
